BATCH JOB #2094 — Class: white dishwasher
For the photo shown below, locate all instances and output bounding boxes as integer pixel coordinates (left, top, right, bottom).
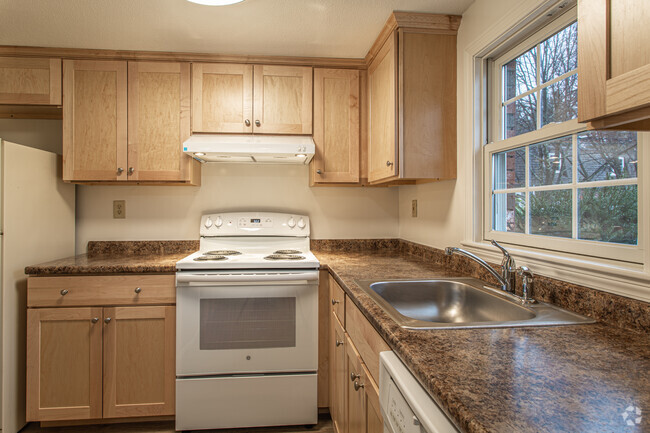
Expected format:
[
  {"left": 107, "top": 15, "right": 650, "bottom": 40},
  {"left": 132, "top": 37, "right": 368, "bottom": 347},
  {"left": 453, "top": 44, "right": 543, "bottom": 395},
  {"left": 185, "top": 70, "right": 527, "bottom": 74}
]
[{"left": 379, "top": 352, "right": 459, "bottom": 433}]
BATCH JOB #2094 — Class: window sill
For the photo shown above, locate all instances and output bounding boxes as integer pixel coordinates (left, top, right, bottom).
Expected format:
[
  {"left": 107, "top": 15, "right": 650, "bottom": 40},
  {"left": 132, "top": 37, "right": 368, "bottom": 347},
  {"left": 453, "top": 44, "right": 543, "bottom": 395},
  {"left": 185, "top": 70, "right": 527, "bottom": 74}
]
[{"left": 460, "top": 240, "right": 650, "bottom": 303}]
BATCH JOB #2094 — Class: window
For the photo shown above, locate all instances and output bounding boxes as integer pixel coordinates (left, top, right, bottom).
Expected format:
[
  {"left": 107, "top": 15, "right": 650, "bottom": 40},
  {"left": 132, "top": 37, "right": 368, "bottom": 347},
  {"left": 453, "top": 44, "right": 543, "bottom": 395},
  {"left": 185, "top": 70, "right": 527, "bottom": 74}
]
[{"left": 484, "top": 9, "right": 643, "bottom": 263}]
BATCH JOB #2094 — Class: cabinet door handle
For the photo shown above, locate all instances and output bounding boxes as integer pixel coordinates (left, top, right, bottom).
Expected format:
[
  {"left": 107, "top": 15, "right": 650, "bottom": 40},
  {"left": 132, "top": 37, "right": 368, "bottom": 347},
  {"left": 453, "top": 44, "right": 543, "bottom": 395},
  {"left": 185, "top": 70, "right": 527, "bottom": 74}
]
[
  {"left": 255, "top": 120, "right": 261, "bottom": 127},
  {"left": 331, "top": 299, "right": 340, "bottom": 305},
  {"left": 128, "top": 167, "right": 134, "bottom": 175},
  {"left": 335, "top": 340, "right": 344, "bottom": 347},
  {"left": 134, "top": 287, "right": 142, "bottom": 294},
  {"left": 386, "top": 160, "right": 393, "bottom": 167},
  {"left": 91, "top": 317, "right": 99, "bottom": 324},
  {"left": 316, "top": 169, "right": 322, "bottom": 175},
  {"left": 117, "top": 167, "right": 124, "bottom": 175},
  {"left": 354, "top": 381, "right": 365, "bottom": 391},
  {"left": 350, "top": 372, "right": 360, "bottom": 382},
  {"left": 245, "top": 119, "right": 251, "bottom": 127},
  {"left": 60, "top": 289, "right": 68, "bottom": 296},
  {"left": 104, "top": 317, "right": 112, "bottom": 324}
]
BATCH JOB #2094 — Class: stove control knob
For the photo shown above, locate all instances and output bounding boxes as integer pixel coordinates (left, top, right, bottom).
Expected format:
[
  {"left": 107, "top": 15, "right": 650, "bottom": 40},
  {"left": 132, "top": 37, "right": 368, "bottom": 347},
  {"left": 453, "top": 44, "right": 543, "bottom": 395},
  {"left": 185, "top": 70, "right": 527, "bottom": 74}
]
[
  {"left": 215, "top": 216, "right": 223, "bottom": 228},
  {"left": 204, "top": 217, "right": 213, "bottom": 228},
  {"left": 297, "top": 218, "right": 306, "bottom": 229},
  {"left": 287, "top": 217, "right": 296, "bottom": 228}
]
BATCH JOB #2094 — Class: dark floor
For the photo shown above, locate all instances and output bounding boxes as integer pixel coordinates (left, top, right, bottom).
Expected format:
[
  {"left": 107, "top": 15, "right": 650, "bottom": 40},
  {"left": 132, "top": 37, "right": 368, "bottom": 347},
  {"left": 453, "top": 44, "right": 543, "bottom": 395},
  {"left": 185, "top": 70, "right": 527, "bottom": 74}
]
[{"left": 21, "top": 415, "right": 333, "bottom": 433}]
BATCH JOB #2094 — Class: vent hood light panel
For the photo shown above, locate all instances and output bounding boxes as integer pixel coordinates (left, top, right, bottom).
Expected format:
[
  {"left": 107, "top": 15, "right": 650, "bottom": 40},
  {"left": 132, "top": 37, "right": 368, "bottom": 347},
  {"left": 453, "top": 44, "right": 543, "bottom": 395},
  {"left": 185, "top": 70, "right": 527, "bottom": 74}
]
[{"left": 183, "top": 134, "right": 315, "bottom": 165}]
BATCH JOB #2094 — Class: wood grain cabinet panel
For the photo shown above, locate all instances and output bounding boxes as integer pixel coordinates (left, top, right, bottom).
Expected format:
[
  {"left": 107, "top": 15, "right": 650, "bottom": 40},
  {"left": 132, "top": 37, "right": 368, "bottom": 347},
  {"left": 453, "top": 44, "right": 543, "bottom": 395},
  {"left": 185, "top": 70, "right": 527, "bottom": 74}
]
[
  {"left": 311, "top": 69, "right": 360, "bottom": 184},
  {"left": 329, "top": 311, "right": 347, "bottom": 433},
  {"left": 0, "top": 57, "right": 61, "bottom": 105},
  {"left": 26, "top": 308, "right": 103, "bottom": 421},
  {"left": 62, "top": 60, "right": 128, "bottom": 182},
  {"left": 103, "top": 306, "right": 175, "bottom": 418},
  {"left": 345, "top": 336, "right": 366, "bottom": 433},
  {"left": 253, "top": 65, "right": 312, "bottom": 134},
  {"left": 128, "top": 61, "right": 198, "bottom": 183},
  {"left": 578, "top": 0, "right": 650, "bottom": 129}
]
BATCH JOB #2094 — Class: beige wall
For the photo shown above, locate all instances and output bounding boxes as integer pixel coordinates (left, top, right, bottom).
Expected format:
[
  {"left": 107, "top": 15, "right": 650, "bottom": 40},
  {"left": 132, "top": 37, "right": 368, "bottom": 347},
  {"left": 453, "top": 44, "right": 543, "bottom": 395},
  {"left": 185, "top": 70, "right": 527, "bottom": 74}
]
[
  {"left": 0, "top": 119, "right": 63, "bottom": 155},
  {"left": 75, "top": 164, "right": 399, "bottom": 253}
]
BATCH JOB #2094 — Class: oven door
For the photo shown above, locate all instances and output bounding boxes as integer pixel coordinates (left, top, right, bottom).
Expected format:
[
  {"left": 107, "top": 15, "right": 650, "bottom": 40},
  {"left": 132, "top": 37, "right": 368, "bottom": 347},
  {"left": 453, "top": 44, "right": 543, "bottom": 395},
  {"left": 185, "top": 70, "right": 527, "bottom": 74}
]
[{"left": 176, "top": 269, "right": 319, "bottom": 376}]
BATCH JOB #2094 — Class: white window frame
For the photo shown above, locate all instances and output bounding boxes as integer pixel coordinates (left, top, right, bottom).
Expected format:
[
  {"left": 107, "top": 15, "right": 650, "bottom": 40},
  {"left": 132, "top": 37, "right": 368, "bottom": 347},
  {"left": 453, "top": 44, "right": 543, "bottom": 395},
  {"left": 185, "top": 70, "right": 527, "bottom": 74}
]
[
  {"left": 458, "top": 0, "right": 650, "bottom": 303},
  {"left": 483, "top": 7, "right": 645, "bottom": 264}
]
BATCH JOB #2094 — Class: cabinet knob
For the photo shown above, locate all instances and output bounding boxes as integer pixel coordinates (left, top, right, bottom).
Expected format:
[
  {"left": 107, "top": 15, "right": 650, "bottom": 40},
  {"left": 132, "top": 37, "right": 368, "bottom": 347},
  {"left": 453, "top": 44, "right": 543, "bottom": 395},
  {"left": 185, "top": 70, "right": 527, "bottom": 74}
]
[
  {"left": 134, "top": 287, "right": 142, "bottom": 294},
  {"left": 386, "top": 160, "right": 393, "bottom": 167},
  {"left": 331, "top": 299, "right": 340, "bottom": 305},
  {"left": 117, "top": 167, "right": 124, "bottom": 175},
  {"left": 104, "top": 317, "right": 112, "bottom": 324},
  {"left": 335, "top": 340, "right": 344, "bottom": 347},
  {"left": 255, "top": 120, "right": 261, "bottom": 127},
  {"left": 354, "top": 381, "right": 365, "bottom": 391},
  {"left": 128, "top": 167, "right": 134, "bottom": 175},
  {"left": 316, "top": 169, "right": 322, "bottom": 175},
  {"left": 60, "top": 289, "right": 68, "bottom": 296},
  {"left": 350, "top": 372, "right": 360, "bottom": 382},
  {"left": 245, "top": 119, "right": 251, "bottom": 127},
  {"left": 91, "top": 317, "right": 99, "bottom": 324}
]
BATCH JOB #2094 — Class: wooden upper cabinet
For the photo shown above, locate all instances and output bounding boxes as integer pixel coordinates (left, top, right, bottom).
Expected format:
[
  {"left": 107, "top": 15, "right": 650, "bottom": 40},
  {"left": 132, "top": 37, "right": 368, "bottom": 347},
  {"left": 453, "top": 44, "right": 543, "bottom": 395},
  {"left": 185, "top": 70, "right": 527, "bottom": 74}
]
[
  {"left": 367, "top": 15, "right": 459, "bottom": 184},
  {"left": 26, "top": 308, "right": 103, "bottom": 421},
  {"left": 311, "top": 68, "right": 360, "bottom": 185},
  {"left": 0, "top": 57, "right": 61, "bottom": 105},
  {"left": 62, "top": 60, "right": 128, "bottom": 182},
  {"left": 103, "top": 306, "right": 175, "bottom": 418},
  {"left": 253, "top": 65, "right": 313, "bottom": 134},
  {"left": 128, "top": 61, "right": 198, "bottom": 182},
  {"left": 191, "top": 63, "right": 253, "bottom": 133},
  {"left": 578, "top": 0, "right": 650, "bottom": 129}
]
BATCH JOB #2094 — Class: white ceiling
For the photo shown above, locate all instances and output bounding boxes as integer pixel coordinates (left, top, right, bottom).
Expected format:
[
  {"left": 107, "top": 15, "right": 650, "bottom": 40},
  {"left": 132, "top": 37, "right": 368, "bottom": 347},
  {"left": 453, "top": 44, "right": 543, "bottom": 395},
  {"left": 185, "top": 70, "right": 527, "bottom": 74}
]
[{"left": 0, "top": 0, "right": 473, "bottom": 58}]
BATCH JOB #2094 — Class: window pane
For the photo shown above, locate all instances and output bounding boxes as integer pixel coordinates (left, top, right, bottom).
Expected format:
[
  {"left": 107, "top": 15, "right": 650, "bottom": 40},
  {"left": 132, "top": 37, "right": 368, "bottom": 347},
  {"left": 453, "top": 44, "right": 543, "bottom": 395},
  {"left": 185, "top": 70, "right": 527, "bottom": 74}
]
[
  {"left": 578, "top": 185, "right": 637, "bottom": 245},
  {"left": 530, "top": 189, "right": 572, "bottom": 238},
  {"left": 529, "top": 136, "right": 572, "bottom": 186},
  {"left": 540, "top": 22, "right": 578, "bottom": 83},
  {"left": 503, "top": 47, "right": 537, "bottom": 101},
  {"left": 541, "top": 74, "right": 578, "bottom": 126},
  {"left": 504, "top": 93, "right": 537, "bottom": 138},
  {"left": 493, "top": 147, "right": 525, "bottom": 190},
  {"left": 577, "top": 131, "right": 638, "bottom": 182},
  {"left": 493, "top": 192, "right": 525, "bottom": 233}
]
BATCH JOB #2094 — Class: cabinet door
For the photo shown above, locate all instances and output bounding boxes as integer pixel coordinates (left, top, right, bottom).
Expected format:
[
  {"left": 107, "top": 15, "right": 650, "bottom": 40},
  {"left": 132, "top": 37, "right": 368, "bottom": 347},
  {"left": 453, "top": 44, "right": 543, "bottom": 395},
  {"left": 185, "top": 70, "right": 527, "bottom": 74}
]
[
  {"left": 578, "top": 0, "right": 650, "bottom": 126},
  {"left": 330, "top": 312, "right": 347, "bottom": 433},
  {"left": 192, "top": 63, "right": 253, "bottom": 133},
  {"left": 128, "top": 61, "right": 198, "bottom": 183},
  {"left": 346, "top": 336, "right": 366, "bottom": 433},
  {"left": 26, "top": 308, "right": 103, "bottom": 421},
  {"left": 103, "top": 306, "right": 175, "bottom": 418},
  {"left": 0, "top": 57, "right": 61, "bottom": 105},
  {"left": 364, "top": 366, "right": 383, "bottom": 433},
  {"left": 312, "top": 69, "right": 360, "bottom": 184},
  {"left": 62, "top": 60, "right": 127, "bottom": 181},
  {"left": 253, "top": 65, "right": 312, "bottom": 134},
  {"left": 368, "top": 34, "right": 398, "bottom": 182}
]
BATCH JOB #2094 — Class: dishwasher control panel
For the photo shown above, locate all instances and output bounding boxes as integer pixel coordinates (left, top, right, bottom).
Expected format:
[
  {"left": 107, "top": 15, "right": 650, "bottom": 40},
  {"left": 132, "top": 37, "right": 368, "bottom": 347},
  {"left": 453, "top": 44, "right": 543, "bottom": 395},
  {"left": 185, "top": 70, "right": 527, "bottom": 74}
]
[{"left": 386, "top": 380, "right": 421, "bottom": 433}]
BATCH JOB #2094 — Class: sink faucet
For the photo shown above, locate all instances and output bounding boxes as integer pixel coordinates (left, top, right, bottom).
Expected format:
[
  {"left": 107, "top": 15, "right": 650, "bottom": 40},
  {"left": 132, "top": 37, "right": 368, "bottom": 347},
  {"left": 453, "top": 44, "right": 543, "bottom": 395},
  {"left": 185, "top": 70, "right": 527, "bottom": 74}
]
[{"left": 444, "top": 240, "right": 516, "bottom": 294}]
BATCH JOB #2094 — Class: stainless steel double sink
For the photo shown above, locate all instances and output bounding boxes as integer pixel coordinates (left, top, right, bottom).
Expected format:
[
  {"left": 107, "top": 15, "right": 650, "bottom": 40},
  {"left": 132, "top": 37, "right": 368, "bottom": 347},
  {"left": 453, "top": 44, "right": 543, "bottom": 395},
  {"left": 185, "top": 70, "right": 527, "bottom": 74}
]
[{"left": 355, "top": 278, "right": 595, "bottom": 329}]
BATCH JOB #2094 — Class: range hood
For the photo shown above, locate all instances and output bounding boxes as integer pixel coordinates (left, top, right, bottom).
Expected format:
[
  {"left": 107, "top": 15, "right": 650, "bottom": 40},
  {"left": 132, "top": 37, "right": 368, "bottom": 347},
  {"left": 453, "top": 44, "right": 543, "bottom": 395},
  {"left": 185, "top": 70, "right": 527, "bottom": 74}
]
[{"left": 183, "top": 135, "right": 315, "bottom": 164}]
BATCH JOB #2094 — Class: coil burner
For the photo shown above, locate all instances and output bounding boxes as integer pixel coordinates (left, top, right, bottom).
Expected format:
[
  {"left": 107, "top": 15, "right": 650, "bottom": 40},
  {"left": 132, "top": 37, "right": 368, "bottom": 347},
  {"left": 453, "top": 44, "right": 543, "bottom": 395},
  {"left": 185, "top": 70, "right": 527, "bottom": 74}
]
[
  {"left": 205, "top": 250, "right": 242, "bottom": 256},
  {"left": 194, "top": 255, "right": 228, "bottom": 261},
  {"left": 264, "top": 254, "right": 306, "bottom": 261}
]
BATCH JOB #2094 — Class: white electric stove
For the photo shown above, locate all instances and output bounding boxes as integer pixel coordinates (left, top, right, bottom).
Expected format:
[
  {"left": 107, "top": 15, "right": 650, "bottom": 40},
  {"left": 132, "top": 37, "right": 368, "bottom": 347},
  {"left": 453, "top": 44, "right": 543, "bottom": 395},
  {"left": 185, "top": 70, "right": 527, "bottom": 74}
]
[{"left": 175, "top": 212, "right": 320, "bottom": 432}]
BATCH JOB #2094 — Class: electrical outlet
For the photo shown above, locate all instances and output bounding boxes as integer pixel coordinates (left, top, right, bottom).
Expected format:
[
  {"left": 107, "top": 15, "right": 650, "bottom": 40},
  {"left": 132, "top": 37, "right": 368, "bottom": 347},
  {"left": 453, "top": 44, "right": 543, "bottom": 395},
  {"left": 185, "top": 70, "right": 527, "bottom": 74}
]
[
  {"left": 113, "top": 200, "right": 126, "bottom": 219},
  {"left": 411, "top": 199, "right": 418, "bottom": 217}
]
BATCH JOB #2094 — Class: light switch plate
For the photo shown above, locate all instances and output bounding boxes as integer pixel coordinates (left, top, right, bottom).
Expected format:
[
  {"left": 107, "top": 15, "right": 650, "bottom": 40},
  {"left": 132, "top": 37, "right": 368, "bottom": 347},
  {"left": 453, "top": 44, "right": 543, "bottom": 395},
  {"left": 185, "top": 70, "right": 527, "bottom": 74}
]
[
  {"left": 113, "top": 200, "right": 126, "bottom": 219},
  {"left": 411, "top": 200, "right": 417, "bottom": 217}
]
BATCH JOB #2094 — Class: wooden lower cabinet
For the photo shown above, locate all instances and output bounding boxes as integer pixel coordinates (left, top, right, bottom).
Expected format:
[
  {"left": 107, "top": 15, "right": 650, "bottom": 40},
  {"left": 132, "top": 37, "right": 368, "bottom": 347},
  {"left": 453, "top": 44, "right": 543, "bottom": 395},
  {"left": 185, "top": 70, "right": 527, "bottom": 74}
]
[{"left": 330, "top": 313, "right": 347, "bottom": 433}]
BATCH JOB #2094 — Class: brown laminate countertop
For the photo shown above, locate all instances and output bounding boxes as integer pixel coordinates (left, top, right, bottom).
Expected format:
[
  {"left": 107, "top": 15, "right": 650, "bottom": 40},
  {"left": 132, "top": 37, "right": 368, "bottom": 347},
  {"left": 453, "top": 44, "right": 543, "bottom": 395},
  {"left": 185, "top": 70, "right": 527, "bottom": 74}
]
[
  {"left": 24, "top": 252, "right": 188, "bottom": 275},
  {"left": 314, "top": 249, "right": 650, "bottom": 433}
]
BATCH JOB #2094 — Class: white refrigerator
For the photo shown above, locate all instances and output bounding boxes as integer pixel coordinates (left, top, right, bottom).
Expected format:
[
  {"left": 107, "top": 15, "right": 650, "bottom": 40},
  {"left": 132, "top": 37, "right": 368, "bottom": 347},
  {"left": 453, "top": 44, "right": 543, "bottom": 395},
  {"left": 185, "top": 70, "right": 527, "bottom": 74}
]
[{"left": 0, "top": 140, "right": 75, "bottom": 433}]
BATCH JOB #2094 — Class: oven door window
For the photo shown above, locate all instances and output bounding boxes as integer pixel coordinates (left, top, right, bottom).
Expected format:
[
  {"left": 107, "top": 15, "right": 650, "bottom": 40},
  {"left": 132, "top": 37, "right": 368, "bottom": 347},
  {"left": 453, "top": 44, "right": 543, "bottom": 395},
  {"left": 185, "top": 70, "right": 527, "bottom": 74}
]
[{"left": 199, "top": 297, "right": 296, "bottom": 350}]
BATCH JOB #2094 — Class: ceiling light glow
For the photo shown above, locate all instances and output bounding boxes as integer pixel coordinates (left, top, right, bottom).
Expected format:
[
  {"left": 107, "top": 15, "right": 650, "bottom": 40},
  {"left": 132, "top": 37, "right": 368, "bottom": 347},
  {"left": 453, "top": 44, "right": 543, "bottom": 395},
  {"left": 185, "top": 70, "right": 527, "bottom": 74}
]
[{"left": 186, "top": 0, "right": 245, "bottom": 5}]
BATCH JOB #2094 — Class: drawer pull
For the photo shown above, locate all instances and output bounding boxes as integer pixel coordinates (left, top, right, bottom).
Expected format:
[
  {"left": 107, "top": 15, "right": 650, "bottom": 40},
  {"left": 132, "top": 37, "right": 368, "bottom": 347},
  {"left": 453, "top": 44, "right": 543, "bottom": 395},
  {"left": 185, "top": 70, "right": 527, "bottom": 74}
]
[
  {"left": 354, "top": 381, "right": 364, "bottom": 391},
  {"left": 91, "top": 317, "right": 99, "bottom": 324},
  {"left": 331, "top": 299, "right": 340, "bottom": 305},
  {"left": 350, "top": 372, "right": 360, "bottom": 382},
  {"left": 60, "top": 289, "right": 69, "bottom": 296},
  {"left": 335, "top": 340, "right": 344, "bottom": 347},
  {"left": 104, "top": 317, "right": 112, "bottom": 324},
  {"left": 134, "top": 287, "right": 142, "bottom": 294}
]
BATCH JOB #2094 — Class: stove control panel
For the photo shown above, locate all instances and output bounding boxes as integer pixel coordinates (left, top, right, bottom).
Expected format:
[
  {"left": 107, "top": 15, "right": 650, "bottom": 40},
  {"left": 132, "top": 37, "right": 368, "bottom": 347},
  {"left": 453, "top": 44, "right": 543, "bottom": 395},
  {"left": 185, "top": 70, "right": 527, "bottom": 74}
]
[{"left": 200, "top": 212, "right": 310, "bottom": 237}]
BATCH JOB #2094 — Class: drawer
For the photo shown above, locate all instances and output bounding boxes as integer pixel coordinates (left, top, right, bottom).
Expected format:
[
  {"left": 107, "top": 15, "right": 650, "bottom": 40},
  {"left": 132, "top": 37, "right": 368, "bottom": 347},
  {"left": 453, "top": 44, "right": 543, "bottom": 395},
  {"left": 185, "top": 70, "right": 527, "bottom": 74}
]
[
  {"left": 329, "top": 275, "right": 346, "bottom": 325},
  {"left": 27, "top": 275, "right": 176, "bottom": 307},
  {"left": 345, "top": 298, "right": 390, "bottom": 384}
]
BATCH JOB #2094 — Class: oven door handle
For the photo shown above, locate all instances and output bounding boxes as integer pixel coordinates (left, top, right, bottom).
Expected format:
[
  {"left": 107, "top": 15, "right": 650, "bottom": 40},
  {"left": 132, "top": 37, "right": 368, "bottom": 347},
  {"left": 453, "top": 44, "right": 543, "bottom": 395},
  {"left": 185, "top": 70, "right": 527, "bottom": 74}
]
[{"left": 176, "top": 271, "right": 319, "bottom": 285}]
